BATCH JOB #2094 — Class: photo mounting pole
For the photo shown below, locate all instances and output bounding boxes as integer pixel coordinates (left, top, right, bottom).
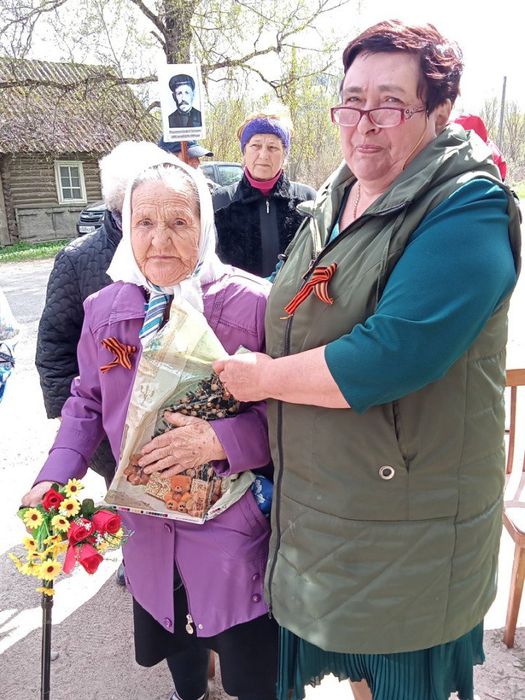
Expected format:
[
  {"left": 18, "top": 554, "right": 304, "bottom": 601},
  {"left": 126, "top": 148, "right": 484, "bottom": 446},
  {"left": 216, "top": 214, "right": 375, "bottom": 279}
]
[{"left": 180, "top": 141, "right": 189, "bottom": 165}]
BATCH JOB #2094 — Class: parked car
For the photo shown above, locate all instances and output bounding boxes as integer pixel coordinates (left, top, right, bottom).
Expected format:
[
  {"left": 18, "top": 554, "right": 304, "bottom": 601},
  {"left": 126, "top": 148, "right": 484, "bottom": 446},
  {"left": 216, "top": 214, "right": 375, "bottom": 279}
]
[
  {"left": 76, "top": 161, "right": 243, "bottom": 236},
  {"left": 201, "top": 161, "right": 243, "bottom": 187},
  {"left": 76, "top": 201, "right": 105, "bottom": 236}
]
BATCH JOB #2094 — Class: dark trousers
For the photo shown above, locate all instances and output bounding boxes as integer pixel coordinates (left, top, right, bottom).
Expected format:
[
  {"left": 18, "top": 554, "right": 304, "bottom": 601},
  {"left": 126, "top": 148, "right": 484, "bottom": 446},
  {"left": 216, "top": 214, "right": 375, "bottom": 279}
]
[{"left": 133, "top": 579, "right": 278, "bottom": 700}]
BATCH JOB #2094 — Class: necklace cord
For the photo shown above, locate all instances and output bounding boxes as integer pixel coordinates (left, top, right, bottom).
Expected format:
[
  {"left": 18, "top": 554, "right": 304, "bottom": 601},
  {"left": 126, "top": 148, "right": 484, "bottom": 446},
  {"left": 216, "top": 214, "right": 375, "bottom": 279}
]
[{"left": 353, "top": 181, "right": 361, "bottom": 219}]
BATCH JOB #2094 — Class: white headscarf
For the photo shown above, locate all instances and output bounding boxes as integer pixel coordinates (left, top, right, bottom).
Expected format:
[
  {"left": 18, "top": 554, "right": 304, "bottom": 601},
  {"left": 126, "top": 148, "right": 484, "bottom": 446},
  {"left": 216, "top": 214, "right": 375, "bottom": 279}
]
[{"left": 107, "top": 149, "right": 225, "bottom": 312}]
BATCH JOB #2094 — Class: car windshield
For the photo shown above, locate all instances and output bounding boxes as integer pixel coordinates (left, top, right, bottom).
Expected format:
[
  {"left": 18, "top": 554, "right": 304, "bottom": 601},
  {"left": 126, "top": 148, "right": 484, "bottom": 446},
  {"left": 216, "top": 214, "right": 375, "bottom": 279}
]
[
  {"left": 217, "top": 165, "right": 242, "bottom": 186},
  {"left": 201, "top": 163, "right": 242, "bottom": 186}
]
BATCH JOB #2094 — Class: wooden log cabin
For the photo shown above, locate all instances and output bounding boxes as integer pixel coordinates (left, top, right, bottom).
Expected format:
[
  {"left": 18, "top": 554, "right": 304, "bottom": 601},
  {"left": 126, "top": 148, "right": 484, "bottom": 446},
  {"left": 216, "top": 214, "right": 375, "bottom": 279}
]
[{"left": 0, "top": 57, "right": 159, "bottom": 245}]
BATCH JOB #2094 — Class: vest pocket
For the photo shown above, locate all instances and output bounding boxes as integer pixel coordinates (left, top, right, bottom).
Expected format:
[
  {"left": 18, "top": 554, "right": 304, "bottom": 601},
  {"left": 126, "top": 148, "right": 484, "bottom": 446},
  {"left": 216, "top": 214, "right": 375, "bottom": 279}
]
[
  {"left": 298, "top": 406, "right": 411, "bottom": 521},
  {"left": 391, "top": 400, "right": 409, "bottom": 470}
]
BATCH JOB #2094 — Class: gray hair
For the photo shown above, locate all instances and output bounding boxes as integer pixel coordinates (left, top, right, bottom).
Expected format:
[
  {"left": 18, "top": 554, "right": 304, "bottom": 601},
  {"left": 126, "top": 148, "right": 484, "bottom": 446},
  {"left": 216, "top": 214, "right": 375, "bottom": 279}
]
[
  {"left": 99, "top": 141, "right": 166, "bottom": 213},
  {"left": 131, "top": 164, "right": 200, "bottom": 215}
]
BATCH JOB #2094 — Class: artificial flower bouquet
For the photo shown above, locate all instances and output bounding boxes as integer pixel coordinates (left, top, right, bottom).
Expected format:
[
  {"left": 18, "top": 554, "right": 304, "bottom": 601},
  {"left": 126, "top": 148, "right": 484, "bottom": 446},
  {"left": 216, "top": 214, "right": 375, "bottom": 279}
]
[
  {"left": 105, "top": 297, "right": 255, "bottom": 524},
  {"left": 10, "top": 479, "right": 126, "bottom": 596}
]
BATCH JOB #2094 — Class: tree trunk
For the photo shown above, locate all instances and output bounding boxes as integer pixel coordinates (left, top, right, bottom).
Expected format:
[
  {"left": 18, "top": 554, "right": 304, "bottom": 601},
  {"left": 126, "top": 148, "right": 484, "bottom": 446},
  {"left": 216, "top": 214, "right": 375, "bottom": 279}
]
[{"left": 162, "top": 0, "right": 198, "bottom": 63}]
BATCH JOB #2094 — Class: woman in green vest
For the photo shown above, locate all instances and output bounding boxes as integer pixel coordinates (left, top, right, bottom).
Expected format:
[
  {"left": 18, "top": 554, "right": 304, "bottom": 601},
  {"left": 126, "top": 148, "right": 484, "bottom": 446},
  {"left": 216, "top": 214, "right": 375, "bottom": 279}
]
[{"left": 214, "top": 19, "right": 521, "bottom": 700}]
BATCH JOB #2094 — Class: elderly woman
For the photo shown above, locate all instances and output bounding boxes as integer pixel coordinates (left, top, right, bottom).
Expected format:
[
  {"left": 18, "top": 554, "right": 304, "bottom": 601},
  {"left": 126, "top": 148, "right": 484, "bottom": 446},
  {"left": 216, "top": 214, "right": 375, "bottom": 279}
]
[
  {"left": 36, "top": 140, "right": 164, "bottom": 489},
  {"left": 23, "top": 150, "right": 277, "bottom": 700},
  {"left": 214, "top": 20, "right": 521, "bottom": 700},
  {"left": 213, "top": 111, "right": 316, "bottom": 277}
]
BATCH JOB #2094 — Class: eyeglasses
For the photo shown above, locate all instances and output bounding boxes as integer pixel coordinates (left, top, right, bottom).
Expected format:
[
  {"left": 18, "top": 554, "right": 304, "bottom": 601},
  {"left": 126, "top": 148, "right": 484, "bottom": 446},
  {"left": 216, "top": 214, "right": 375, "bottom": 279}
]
[{"left": 330, "top": 105, "right": 426, "bottom": 128}]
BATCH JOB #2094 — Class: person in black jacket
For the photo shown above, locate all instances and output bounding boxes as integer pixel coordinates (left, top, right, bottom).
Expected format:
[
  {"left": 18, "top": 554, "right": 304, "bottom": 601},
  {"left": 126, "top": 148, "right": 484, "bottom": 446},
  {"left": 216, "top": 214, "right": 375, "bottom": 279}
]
[
  {"left": 36, "top": 141, "right": 162, "bottom": 487},
  {"left": 213, "top": 111, "right": 316, "bottom": 278}
]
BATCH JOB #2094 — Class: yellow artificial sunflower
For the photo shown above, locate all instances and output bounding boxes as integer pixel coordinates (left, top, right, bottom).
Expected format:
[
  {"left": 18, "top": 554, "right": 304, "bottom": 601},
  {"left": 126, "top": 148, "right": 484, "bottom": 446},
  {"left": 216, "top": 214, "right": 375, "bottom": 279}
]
[
  {"left": 96, "top": 540, "right": 110, "bottom": 553},
  {"left": 8, "top": 553, "right": 24, "bottom": 571},
  {"left": 59, "top": 498, "right": 81, "bottom": 517},
  {"left": 53, "top": 541, "right": 69, "bottom": 556},
  {"left": 51, "top": 514, "right": 70, "bottom": 533},
  {"left": 110, "top": 528, "right": 124, "bottom": 545},
  {"left": 42, "top": 542, "right": 68, "bottom": 559},
  {"left": 22, "top": 508, "right": 44, "bottom": 529},
  {"left": 36, "top": 586, "right": 56, "bottom": 596},
  {"left": 39, "top": 559, "right": 62, "bottom": 581},
  {"left": 21, "top": 562, "right": 39, "bottom": 577},
  {"left": 43, "top": 534, "right": 61, "bottom": 545},
  {"left": 22, "top": 536, "right": 37, "bottom": 551},
  {"left": 64, "top": 479, "right": 84, "bottom": 498}
]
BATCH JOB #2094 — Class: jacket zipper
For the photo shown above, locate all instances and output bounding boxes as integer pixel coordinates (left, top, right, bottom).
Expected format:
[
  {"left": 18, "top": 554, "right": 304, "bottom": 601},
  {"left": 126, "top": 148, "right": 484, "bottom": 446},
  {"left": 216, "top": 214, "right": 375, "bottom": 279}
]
[
  {"left": 266, "top": 199, "right": 270, "bottom": 214},
  {"left": 185, "top": 613, "right": 195, "bottom": 634},
  {"left": 302, "top": 200, "right": 407, "bottom": 277},
  {"left": 267, "top": 313, "right": 294, "bottom": 613},
  {"left": 176, "top": 557, "right": 197, "bottom": 635}
]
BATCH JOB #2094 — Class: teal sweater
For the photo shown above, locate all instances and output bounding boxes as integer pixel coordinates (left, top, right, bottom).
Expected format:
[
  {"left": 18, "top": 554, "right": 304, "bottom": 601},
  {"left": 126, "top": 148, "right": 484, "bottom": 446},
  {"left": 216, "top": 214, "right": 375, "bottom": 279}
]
[{"left": 325, "top": 179, "right": 517, "bottom": 413}]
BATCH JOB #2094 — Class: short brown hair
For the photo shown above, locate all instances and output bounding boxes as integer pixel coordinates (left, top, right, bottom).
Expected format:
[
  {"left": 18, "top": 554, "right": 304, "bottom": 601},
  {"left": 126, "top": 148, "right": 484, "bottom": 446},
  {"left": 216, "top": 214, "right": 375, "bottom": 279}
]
[{"left": 342, "top": 20, "right": 463, "bottom": 113}]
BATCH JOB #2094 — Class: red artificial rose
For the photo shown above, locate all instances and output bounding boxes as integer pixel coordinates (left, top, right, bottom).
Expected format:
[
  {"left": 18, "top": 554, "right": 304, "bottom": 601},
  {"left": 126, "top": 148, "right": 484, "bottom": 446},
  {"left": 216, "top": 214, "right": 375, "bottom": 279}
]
[
  {"left": 41, "top": 488, "right": 65, "bottom": 512},
  {"left": 68, "top": 518, "right": 95, "bottom": 544},
  {"left": 77, "top": 543, "right": 103, "bottom": 574},
  {"left": 63, "top": 544, "right": 76, "bottom": 574},
  {"left": 91, "top": 509, "right": 121, "bottom": 535}
]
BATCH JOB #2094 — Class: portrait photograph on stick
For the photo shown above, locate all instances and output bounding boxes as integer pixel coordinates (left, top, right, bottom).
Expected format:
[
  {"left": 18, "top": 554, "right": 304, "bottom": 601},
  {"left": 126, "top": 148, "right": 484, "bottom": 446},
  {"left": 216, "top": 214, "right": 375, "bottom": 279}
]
[{"left": 159, "top": 63, "right": 205, "bottom": 142}]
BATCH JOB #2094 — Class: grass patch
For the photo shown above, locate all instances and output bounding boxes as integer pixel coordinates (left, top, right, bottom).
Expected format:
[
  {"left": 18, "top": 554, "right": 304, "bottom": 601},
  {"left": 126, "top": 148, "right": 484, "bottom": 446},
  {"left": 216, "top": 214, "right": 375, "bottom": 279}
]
[{"left": 0, "top": 239, "right": 70, "bottom": 264}]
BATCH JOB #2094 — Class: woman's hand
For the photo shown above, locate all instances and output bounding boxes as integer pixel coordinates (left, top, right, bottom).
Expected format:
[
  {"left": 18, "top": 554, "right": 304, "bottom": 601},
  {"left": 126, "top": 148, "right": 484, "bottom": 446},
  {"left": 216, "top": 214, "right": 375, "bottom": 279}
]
[
  {"left": 139, "top": 413, "right": 227, "bottom": 479},
  {"left": 21, "top": 481, "right": 56, "bottom": 508},
  {"left": 213, "top": 352, "right": 273, "bottom": 402}
]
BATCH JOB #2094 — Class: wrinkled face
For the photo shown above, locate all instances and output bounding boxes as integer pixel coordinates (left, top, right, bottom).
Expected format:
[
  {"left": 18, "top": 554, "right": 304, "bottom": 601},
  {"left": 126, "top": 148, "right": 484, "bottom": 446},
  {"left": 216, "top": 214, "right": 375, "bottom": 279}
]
[
  {"left": 243, "top": 133, "right": 285, "bottom": 180},
  {"left": 339, "top": 52, "right": 444, "bottom": 190},
  {"left": 131, "top": 180, "right": 200, "bottom": 287},
  {"left": 174, "top": 84, "right": 194, "bottom": 113}
]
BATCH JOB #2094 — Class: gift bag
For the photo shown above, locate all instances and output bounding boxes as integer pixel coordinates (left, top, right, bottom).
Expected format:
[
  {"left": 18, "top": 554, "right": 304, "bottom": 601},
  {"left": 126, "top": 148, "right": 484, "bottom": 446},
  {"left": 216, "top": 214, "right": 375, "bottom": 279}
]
[{"left": 105, "top": 297, "right": 254, "bottom": 524}]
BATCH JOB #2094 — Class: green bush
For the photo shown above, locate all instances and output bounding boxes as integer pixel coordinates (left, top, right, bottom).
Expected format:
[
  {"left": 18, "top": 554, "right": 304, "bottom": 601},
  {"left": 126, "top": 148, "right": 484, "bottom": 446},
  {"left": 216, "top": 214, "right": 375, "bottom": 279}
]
[{"left": 0, "top": 239, "right": 68, "bottom": 263}]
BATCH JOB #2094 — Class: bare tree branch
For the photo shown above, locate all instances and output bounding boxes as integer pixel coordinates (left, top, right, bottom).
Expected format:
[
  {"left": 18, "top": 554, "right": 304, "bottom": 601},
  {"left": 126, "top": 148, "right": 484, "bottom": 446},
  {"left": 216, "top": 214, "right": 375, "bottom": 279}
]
[
  {"left": 0, "top": 0, "right": 352, "bottom": 100},
  {"left": 127, "top": 0, "right": 166, "bottom": 37},
  {"left": 0, "top": 74, "right": 156, "bottom": 90},
  {"left": 0, "top": 0, "right": 69, "bottom": 34}
]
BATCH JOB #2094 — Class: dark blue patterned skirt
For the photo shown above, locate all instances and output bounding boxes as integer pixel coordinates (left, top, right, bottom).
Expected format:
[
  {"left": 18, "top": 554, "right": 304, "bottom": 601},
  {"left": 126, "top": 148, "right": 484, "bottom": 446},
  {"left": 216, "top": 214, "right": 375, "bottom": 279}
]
[{"left": 278, "top": 621, "right": 484, "bottom": 700}]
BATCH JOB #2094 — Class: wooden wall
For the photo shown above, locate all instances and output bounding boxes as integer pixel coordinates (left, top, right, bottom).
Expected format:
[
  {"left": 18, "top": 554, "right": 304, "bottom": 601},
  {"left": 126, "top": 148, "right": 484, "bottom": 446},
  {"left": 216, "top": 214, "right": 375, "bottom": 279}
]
[{"left": 0, "top": 152, "right": 102, "bottom": 243}]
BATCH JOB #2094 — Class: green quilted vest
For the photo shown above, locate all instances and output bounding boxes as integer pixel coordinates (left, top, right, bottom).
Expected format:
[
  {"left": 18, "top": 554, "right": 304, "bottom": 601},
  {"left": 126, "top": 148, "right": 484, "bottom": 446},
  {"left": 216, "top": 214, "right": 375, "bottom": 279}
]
[{"left": 264, "top": 125, "right": 522, "bottom": 653}]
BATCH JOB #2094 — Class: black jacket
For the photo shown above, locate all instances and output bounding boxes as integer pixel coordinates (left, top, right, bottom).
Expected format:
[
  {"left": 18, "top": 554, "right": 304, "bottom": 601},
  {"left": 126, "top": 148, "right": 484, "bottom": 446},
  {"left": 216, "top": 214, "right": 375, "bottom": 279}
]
[
  {"left": 168, "top": 107, "right": 202, "bottom": 128},
  {"left": 213, "top": 172, "right": 316, "bottom": 277},
  {"left": 35, "top": 211, "right": 121, "bottom": 483}
]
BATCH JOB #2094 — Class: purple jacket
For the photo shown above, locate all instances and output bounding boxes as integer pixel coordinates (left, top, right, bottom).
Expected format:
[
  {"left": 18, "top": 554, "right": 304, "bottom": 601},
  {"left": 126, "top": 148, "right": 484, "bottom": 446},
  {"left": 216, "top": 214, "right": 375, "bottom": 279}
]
[{"left": 35, "top": 269, "right": 272, "bottom": 637}]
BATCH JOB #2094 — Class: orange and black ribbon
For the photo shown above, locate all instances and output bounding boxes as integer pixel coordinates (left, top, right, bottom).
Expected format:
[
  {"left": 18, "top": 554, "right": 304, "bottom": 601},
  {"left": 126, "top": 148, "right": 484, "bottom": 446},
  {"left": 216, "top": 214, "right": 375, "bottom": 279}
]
[
  {"left": 100, "top": 337, "right": 137, "bottom": 373},
  {"left": 283, "top": 263, "right": 337, "bottom": 318}
]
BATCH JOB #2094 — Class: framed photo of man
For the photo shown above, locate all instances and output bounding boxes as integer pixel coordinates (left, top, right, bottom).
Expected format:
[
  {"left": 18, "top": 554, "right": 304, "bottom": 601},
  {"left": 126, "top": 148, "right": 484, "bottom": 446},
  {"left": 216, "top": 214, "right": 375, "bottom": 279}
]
[{"left": 159, "top": 63, "right": 205, "bottom": 142}]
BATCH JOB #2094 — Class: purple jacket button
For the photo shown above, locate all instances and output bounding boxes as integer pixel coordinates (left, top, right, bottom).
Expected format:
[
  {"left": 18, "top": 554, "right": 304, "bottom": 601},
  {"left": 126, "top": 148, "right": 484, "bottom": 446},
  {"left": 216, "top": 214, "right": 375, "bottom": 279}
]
[
  {"left": 164, "top": 617, "right": 173, "bottom": 629},
  {"left": 198, "top": 623, "right": 204, "bottom": 630},
  {"left": 164, "top": 523, "right": 172, "bottom": 533},
  {"left": 251, "top": 594, "right": 261, "bottom": 603},
  {"left": 251, "top": 573, "right": 260, "bottom": 582}
]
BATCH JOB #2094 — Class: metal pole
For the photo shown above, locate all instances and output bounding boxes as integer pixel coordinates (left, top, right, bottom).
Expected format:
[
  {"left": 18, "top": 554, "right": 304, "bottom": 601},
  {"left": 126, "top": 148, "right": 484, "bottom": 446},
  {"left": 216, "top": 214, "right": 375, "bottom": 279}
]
[
  {"left": 40, "top": 583, "right": 54, "bottom": 700},
  {"left": 498, "top": 75, "right": 507, "bottom": 148}
]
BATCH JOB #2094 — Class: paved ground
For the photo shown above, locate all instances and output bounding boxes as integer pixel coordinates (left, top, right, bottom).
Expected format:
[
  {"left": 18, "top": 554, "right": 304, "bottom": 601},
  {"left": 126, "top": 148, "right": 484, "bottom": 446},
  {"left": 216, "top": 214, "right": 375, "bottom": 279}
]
[{"left": 0, "top": 258, "right": 524, "bottom": 699}]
